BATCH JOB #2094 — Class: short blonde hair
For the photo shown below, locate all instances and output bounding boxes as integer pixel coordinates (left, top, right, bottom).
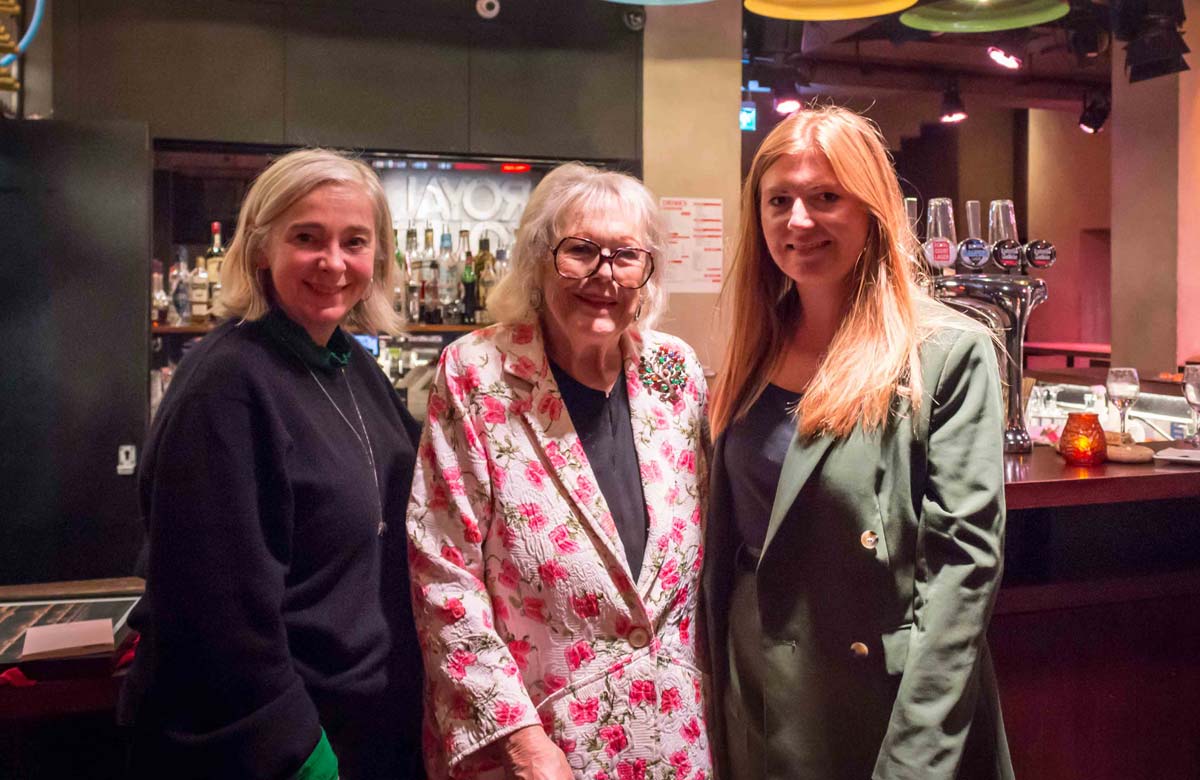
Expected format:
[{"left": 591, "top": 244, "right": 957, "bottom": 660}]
[
  {"left": 488, "top": 162, "right": 668, "bottom": 330},
  {"left": 215, "top": 148, "right": 402, "bottom": 335}
]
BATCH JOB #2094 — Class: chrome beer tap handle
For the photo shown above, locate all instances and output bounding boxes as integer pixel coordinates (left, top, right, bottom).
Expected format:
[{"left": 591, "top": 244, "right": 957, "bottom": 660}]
[{"left": 933, "top": 273, "right": 1048, "bottom": 453}]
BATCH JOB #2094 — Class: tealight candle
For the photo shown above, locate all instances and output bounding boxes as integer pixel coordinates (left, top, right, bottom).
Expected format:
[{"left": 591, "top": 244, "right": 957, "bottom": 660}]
[{"left": 1060, "top": 412, "right": 1107, "bottom": 466}]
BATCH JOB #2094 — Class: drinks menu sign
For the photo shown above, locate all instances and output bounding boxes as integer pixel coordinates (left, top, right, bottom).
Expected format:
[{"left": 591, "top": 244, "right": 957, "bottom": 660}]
[{"left": 660, "top": 198, "right": 723, "bottom": 294}]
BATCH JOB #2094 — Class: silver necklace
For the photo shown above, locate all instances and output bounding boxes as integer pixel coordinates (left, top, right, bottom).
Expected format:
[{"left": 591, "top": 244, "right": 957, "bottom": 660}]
[{"left": 304, "top": 365, "right": 387, "bottom": 537}]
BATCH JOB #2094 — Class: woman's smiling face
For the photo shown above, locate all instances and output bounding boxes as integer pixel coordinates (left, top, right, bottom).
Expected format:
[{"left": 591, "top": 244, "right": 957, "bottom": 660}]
[
  {"left": 759, "top": 150, "right": 872, "bottom": 299},
  {"left": 260, "top": 182, "right": 377, "bottom": 345},
  {"left": 539, "top": 210, "right": 645, "bottom": 352}
]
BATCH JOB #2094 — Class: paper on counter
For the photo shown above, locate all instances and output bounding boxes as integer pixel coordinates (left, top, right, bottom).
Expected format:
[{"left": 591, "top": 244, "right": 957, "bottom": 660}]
[{"left": 20, "top": 618, "right": 114, "bottom": 661}]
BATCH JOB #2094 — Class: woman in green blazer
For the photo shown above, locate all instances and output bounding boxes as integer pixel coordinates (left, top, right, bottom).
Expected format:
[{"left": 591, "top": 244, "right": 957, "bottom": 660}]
[{"left": 704, "top": 105, "right": 1014, "bottom": 780}]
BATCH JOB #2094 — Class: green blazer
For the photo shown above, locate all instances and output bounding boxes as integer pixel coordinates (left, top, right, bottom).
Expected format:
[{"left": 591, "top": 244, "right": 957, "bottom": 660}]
[{"left": 703, "top": 323, "right": 1015, "bottom": 780}]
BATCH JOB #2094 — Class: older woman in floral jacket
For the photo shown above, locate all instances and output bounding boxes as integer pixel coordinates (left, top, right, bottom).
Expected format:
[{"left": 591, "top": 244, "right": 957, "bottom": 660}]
[{"left": 407, "top": 163, "right": 710, "bottom": 780}]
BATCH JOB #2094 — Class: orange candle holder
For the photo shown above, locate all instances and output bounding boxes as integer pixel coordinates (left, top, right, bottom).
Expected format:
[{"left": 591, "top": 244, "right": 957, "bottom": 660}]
[{"left": 1060, "top": 412, "right": 1107, "bottom": 466}]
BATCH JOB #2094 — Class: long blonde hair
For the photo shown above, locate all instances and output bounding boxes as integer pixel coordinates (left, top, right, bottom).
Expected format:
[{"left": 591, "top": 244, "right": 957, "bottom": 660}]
[
  {"left": 216, "top": 148, "right": 403, "bottom": 335},
  {"left": 711, "top": 105, "right": 956, "bottom": 439}
]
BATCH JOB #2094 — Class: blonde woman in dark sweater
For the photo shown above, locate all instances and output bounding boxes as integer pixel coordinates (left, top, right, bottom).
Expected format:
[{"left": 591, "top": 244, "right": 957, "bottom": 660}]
[{"left": 120, "top": 149, "right": 423, "bottom": 780}]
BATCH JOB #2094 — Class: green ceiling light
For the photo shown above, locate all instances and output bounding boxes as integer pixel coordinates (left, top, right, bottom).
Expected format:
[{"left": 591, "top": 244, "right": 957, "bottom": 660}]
[
  {"left": 744, "top": 0, "right": 918, "bottom": 22},
  {"left": 900, "top": 0, "right": 1069, "bottom": 33}
]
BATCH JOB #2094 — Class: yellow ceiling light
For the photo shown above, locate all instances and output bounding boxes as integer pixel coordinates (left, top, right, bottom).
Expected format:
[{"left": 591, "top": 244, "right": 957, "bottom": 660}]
[{"left": 744, "top": 0, "right": 919, "bottom": 21}]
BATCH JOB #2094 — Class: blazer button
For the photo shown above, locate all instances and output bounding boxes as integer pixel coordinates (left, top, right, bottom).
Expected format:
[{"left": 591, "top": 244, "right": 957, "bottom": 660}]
[
  {"left": 850, "top": 641, "right": 870, "bottom": 658},
  {"left": 860, "top": 531, "right": 879, "bottom": 550},
  {"left": 628, "top": 627, "right": 651, "bottom": 649}
]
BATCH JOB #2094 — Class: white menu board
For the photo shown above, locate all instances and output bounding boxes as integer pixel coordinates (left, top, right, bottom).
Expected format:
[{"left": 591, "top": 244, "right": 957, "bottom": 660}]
[{"left": 660, "top": 197, "right": 723, "bottom": 294}]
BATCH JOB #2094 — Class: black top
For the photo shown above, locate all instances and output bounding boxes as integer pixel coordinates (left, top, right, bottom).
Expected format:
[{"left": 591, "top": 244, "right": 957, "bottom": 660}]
[
  {"left": 550, "top": 360, "right": 649, "bottom": 582},
  {"left": 120, "top": 309, "right": 424, "bottom": 780},
  {"left": 724, "top": 383, "right": 803, "bottom": 552}
]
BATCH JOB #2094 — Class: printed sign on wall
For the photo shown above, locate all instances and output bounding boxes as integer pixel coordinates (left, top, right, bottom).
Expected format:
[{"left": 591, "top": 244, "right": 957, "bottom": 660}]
[{"left": 660, "top": 198, "right": 723, "bottom": 294}]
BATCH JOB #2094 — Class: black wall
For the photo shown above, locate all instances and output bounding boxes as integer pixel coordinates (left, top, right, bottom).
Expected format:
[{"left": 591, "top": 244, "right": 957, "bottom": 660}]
[{"left": 0, "top": 120, "right": 151, "bottom": 584}]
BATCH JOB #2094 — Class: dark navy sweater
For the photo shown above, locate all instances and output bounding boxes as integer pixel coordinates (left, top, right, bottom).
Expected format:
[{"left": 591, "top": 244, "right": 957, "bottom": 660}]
[{"left": 120, "top": 310, "right": 424, "bottom": 779}]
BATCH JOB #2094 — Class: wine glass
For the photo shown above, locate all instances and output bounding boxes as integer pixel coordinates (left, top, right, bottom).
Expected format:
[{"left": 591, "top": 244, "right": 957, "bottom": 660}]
[
  {"left": 1106, "top": 367, "right": 1140, "bottom": 438},
  {"left": 1183, "top": 365, "right": 1200, "bottom": 446}
]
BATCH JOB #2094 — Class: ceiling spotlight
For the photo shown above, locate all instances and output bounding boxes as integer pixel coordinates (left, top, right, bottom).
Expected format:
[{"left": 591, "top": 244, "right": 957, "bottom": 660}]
[
  {"left": 775, "top": 96, "right": 802, "bottom": 115},
  {"left": 772, "top": 71, "right": 803, "bottom": 115},
  {"left": 987, "top": 45, "right": 1023, "bottom": 69},
  {"left": 1113, "top": 0, "right": 1191, "bottom": 83},
  {"left": 1125, "top": 23, "right": 1190, "bottom": 82},
  {"left": 1078, "top": 90, "right": 1111, "bottom": 134},
  {"left": 940, "top": 84, "right": 967, "bottom": 124}
]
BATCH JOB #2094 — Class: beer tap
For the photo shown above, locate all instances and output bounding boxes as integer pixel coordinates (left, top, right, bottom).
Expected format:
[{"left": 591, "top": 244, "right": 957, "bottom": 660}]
[
  {"left": 956, "top": 200, "right": 990, "bottom": 270},
  {"left": 931, "top": 197, "right": 1051, "bottom": 453}
]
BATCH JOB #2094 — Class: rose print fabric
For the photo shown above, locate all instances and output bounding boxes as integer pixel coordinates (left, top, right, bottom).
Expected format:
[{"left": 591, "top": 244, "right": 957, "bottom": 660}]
[{"left": 407, "top": 322, "right": 711, "bottom": 780}]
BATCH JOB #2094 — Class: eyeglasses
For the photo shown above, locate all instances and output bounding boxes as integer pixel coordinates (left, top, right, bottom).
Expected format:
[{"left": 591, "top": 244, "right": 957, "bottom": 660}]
[{"left": 552, "top": 236, "right": 655, "bottom": 289}]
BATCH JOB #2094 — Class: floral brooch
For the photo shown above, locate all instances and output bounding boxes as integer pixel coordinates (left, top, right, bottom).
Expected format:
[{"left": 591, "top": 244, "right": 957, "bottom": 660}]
[{"left": 638, "top": 345, "right": 687, "bottom": 404}]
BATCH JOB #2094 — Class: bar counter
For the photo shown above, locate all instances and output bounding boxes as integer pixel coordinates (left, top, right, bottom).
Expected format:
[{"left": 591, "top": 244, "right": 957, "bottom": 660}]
[
  {"left": 1004, "top": 441, "right": 1200, "bottom": 509},
  {"left": 992, "top": 441, "right": 1200, "bottom": 780}
]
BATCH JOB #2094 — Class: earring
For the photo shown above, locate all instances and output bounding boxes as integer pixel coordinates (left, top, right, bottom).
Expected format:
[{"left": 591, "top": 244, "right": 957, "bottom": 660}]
[
  {"left": 529, "top": 287, "right": 544, "bottom": 311},
  {"left": 634, "top": 296, "right": 644, "bottom": 322}
]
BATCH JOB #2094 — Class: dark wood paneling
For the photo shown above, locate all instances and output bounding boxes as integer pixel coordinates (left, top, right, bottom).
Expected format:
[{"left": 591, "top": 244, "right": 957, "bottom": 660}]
[
  {"left": 469, "top": 18, "right": 641, "bottom": 160},
  {"left": 75, "top": 0, "right": 286, "bottom": 144},
  {"left": 55, "top": 1, "right": 642, "bottom": 160},
  {"left": 283, "top": 9, "right": 469, "bottom": 152},
  {"left": 991, "top": 588, "right": 1200, "bottom": 780}
]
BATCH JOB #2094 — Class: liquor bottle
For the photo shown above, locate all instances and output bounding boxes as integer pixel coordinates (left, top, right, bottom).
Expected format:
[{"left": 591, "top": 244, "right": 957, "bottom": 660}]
[
  {"left": 476, "top": 235, "right": 497, "bottom": 325},
  {"left": 150, "top": 259, "right": 172, "bottom": 326},
  {"left": 393, "top": 228, "right": 409, "bottom": 324},
  {"left": 170, "top": 250, "right": 191, "bottom": 326},
  {"left": 495, "top": 246, "right": 510, "bottom": 281},
  {"left": 205, "top": 221, "right": 226, "bottom": 304},
  {"left": 461, "top": 248, "right": 478, "bottom": 326},
  {"left": 189, "top": 255, "right": 211, "bottom": 324},
  {"left": 403, "top": 226, "right": 421, "bottom": 324},
  {"left": 420, "top": 223, "right": 439, "bottom": 324},
  {"left": 438, "top": 229, "right": 458, "bottom": 324}
]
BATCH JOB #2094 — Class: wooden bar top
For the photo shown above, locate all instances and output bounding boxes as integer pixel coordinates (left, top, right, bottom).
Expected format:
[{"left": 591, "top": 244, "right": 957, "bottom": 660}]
[{"left": 1004, "top": 442, "right": 1200, "bottom": 510}]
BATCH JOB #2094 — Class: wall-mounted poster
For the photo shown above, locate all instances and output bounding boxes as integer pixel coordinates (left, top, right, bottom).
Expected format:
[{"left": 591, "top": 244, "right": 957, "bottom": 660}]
[{"left": 660, "top": 198, "right": 723, "bottom": 294}]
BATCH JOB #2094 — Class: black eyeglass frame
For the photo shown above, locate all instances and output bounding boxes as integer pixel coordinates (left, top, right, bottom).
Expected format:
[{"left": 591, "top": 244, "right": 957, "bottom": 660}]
[{"left": 551, "top": 236, "right": 656, "bottom": 289}]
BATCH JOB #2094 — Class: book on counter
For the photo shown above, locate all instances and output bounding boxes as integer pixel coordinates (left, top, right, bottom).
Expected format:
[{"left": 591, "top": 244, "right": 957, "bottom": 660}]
[{"left": 0, "top": 596, "right": 139, "bottom": 680}]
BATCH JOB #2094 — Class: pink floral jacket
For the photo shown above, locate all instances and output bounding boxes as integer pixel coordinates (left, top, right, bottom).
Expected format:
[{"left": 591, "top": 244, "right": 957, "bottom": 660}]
[{"left": 406, "top": 321, "right": 711, "bottom": 780}]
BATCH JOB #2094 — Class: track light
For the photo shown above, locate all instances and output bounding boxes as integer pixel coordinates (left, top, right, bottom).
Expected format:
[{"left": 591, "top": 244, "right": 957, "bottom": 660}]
[
  {"left": 1113, "top": 0, "right": 1190, "bottom": 83},
  {"left": 940, "top": 84, "right": 967, "bottom": 124},
  {"left": 775, "top": 96, "right": 802, "bottom": 115},
  {"left": 1125, "top": 22, "right": 1190, "bottom": 82},
  {"left": 1078, "top": 90, "right": 1111, "bottom": 134},
  {"left": 772, "top": 71, "right": 802, "bottom": 115},
  {"left": 987, "top": 46, "right": 1023, "bottom": 70}
]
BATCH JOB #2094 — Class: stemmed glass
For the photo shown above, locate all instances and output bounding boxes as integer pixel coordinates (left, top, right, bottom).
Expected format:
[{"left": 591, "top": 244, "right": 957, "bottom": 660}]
[
  {"left": 1106, "top": 367, "right": 1140, "bottom": 438},
  {"left": 1183, "top": 365, "right": 1200, "bottom": 445}
]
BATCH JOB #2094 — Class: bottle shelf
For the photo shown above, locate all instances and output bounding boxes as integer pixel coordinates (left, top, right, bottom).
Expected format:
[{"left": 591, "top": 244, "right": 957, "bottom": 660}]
[
  {"left": 152, "top": 325, "right": 210, "bottom": 334},
  {"left": 151, "top": 322, "right": 481, "bottom": 336}
]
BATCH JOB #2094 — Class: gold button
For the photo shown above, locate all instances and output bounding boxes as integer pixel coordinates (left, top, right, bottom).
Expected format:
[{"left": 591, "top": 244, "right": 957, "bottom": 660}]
[
  {"left": 628, "top": 627, "right": 651, "bottom": 649},
  {"left": 860, "top": 531, "right": 879, "bottom": 550},
  {"left": 850, "top": 641, "right": 870, "bottom": 658}
]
